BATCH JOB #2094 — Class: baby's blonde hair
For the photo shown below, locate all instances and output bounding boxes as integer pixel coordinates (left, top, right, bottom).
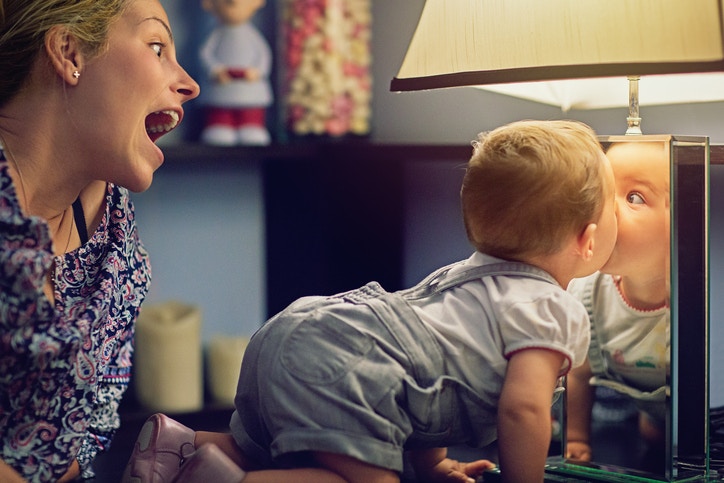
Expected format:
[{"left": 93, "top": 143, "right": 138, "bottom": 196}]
[{"left": 461, "top": 120, "right": 608, "bottom": 260}]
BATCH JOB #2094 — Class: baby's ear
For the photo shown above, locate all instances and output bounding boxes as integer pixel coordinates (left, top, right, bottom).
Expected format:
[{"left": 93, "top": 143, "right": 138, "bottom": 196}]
[{"left": 577, "top": 223, "right": 597, "bottom": 261}]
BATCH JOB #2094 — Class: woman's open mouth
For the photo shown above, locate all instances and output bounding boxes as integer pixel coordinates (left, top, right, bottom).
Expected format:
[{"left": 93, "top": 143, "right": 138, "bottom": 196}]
[{"left": 145, "top": 110, "right": 180, "bottom": 142}]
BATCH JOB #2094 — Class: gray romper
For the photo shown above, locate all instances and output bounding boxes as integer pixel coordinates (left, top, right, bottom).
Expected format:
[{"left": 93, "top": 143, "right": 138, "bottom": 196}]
[{"left": 230, "top": 258, "right": 585, "bottom": 473}]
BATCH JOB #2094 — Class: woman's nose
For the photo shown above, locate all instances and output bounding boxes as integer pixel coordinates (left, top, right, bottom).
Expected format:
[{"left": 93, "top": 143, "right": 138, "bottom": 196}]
[{"left": 176, "top": 68, "right": 200, "bottom": 101}]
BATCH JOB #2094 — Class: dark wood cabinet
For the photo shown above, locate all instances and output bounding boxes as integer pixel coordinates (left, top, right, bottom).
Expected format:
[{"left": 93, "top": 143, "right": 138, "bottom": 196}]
[{"left": 162, "top": 141, "right": 472, "bottom": 315}]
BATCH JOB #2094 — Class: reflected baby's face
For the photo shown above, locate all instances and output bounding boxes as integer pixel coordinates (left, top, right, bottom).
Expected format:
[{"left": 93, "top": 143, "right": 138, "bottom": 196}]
[
  {"left": 600, "top": 142, "right": 669, "bottom": 280},
  {"left": 589, "top": 153, "right": 618, "bottom": 273}
]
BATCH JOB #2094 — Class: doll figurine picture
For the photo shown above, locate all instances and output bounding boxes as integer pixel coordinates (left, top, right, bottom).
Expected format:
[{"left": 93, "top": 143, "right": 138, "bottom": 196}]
[{"left": 200, "top": 0, "right": 273, "bottom": 145}]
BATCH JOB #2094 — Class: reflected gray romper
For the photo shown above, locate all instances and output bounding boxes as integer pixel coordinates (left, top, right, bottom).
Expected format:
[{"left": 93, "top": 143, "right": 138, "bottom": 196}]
[{"left": 230, "top": 261, "right": 559, "bottom": 472}]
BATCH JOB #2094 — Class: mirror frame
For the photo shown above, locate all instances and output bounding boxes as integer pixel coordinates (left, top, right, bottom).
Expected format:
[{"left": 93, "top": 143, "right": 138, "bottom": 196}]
[{"left": 544, "top": 134, "right": 711, "bottom": 482}]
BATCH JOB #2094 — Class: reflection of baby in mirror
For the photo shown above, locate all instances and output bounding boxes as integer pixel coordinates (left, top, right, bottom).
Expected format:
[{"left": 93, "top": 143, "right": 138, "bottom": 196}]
[{"left": 566, "top": 141, "right": 670, "bottom": 462}]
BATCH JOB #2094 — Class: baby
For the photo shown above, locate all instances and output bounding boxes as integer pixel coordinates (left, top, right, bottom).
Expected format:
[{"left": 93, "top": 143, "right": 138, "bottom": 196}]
[{"left": 124, "top": 120, "right": 618, "bottom": 483}]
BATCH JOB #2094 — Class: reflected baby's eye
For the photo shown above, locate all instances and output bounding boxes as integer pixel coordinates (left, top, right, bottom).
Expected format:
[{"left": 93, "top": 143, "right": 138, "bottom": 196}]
[
  {"left": 151, "top": 43, "right": 164, "bottom": 57},
  {"left": 627, "top": 192, "right": 645, "bottom": 205}
]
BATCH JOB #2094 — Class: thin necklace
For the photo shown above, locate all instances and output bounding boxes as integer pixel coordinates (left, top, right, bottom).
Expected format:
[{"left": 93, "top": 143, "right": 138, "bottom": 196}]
[
  {"left": 56, "top": 205, "right": 75, "bottom": 254},
  {"left": 1, "top": 136, "right": 75, "bottom": 254}
]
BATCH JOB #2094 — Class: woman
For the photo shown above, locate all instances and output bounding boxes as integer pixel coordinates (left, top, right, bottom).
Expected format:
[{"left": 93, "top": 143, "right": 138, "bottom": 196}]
[{"left": 0, "top": 0, "right": 199, "bottom": 480}]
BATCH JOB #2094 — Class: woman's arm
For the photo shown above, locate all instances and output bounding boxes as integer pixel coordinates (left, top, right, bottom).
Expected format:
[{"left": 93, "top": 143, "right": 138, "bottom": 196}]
[
  {"left": 74, "top": 324, "right": 134, "bottom": 478},
  {"left": 497, "top": 349, "right": 564, "bottom": 483},
  {"left": 57, "top": 460, "right": 80, "bottom": 482}
]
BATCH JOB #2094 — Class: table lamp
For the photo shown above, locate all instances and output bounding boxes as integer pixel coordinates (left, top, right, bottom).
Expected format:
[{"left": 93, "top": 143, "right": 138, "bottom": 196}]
[
  {"left": 391, "top": 1, "right": 717, "bottom": 481},
  {"left": 391, "top": 0, "right": 724, "bottom": 134}
]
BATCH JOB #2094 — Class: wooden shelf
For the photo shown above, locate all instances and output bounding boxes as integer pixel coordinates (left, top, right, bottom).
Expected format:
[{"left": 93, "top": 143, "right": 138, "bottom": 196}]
[
  {"left": 160, "top": 141, "right": 473, "bottom": 166},
  {"left": 160, "top": 142, "right": 724, "bottom": 166}
]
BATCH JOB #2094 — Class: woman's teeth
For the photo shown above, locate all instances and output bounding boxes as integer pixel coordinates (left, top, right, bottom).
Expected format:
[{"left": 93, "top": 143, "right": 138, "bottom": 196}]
[{"left": 146, "top": 110, "right": 180, "bottom": 134}]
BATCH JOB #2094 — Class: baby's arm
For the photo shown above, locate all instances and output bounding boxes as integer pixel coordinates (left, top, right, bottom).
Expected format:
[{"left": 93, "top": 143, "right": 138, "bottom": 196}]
[
  {"left": 497, "top": 348, "right": 564, "bottom": 483},
  {"left": 409, "top": 447, "right": 495, "bottom": 483},
  {"left": 565, "top": 359, "right": 594, "bottom": 461}
]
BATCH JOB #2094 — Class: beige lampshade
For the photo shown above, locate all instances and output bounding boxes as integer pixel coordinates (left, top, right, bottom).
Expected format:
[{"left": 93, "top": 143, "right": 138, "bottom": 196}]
[
  {"left": 477, "top": 74, "right": 724, "bottom": 112},
  {"left": 390, "top": 0, "right": 724, "bottom": 101}
]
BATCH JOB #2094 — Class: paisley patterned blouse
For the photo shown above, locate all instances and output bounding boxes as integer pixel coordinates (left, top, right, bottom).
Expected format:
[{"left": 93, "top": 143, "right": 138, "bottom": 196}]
[{"left": 0, "top": 149, "right": 151, "bottom": 481}]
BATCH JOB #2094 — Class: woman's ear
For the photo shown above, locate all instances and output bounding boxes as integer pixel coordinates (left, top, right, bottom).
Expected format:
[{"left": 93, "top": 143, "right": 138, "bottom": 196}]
[
  {"left": 44, "top": 25, "right": 84, "bottom": 86},
  {"left": 577, "top": 223, "right": 597, "bottom": 262}
]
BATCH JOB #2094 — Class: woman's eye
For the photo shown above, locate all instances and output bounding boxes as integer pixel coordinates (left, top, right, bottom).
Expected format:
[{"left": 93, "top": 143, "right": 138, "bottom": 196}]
[
  {"left": 151, "top": 43, "right": 164, "bottom": 57},
  {"left": 627, "top": 192, "right": 645, "bottom": 205}
]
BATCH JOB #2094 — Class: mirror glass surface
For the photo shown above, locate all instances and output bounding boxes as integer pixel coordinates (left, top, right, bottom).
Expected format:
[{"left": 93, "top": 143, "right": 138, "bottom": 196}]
[{"left": 546, "top": 135, "right": 710, "bottom": 482}]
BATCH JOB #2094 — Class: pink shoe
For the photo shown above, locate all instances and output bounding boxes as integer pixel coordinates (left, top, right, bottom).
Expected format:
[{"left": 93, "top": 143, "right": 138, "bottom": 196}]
[
  {"left": 121, "top": 413, "right": 197, "bottom": 483},
  {"left": 172, "top": 443, "right": 246, "bottom": 482}
]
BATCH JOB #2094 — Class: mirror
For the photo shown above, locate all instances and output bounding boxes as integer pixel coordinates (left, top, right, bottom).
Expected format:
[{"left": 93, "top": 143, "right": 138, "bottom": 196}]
[{"left": 545, "top": 135, "right": 711, "bottom": 482}]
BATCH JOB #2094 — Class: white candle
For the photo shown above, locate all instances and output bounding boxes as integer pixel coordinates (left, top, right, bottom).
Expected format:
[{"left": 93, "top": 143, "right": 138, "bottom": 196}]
[
  {"left": 207, "top": 336, "right": 250, "bottom": 406},
  {"left": 134, "top": 301, "right": 203, "bottom": 413}
]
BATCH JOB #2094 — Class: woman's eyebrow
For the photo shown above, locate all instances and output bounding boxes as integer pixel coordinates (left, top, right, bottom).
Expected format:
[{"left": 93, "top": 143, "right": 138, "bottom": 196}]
[{"left": 141, "top": 16, "right": 174, "bottom": 43}]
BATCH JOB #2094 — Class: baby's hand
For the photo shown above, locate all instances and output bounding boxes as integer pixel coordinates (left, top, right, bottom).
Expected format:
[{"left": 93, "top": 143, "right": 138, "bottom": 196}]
[
  {"left": 425, "top": 457, "right": 496, "bottom": 483},
  {"left": 565, "top": 441, "right": 592, "bottom": 462}
]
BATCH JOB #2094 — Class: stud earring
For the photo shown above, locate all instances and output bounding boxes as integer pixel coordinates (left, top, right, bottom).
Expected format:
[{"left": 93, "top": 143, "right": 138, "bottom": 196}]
[{"left": 73, "top": 70, "right": 80, "bottom": 79}]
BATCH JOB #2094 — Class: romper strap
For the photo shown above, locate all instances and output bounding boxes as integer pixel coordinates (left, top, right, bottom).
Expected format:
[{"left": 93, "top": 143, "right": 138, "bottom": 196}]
[
  {"left": 432, "top": 261, "right": 557, "bottom": 293},
  {"left": 583, "top": 275, "right": 611, "bottom": 379},
  {"left": 401, "top": 260, "right": 558, "bottom": 301}
]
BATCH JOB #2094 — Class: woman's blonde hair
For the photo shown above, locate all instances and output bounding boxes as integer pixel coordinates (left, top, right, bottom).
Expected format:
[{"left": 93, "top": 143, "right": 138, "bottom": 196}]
[
  {"left": 0, "top": 0, "right": 129, "bottom": 107},
  {"left": 461, "top": 119, "right": 607, "bottom": 260}
]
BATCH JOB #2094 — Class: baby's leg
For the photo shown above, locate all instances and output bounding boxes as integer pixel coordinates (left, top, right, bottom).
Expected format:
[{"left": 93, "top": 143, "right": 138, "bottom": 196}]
[
  {"left": 237, "top": 453, "right": 398, "bottom": 483},
  {"left": 195, "top": 431, "right": 259, "bottom": 471},
  {"left": 638, "top": 412, "right": 665, "bottom": 446},
  {"left": 312, "top": 451, "right": 400, "bottom": 483},
  {"left": 199, "top": 448, "right": 398, "bottom": 483},
  {"left": 240, "top": 468, "right": 347, "bottom": 483}
]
